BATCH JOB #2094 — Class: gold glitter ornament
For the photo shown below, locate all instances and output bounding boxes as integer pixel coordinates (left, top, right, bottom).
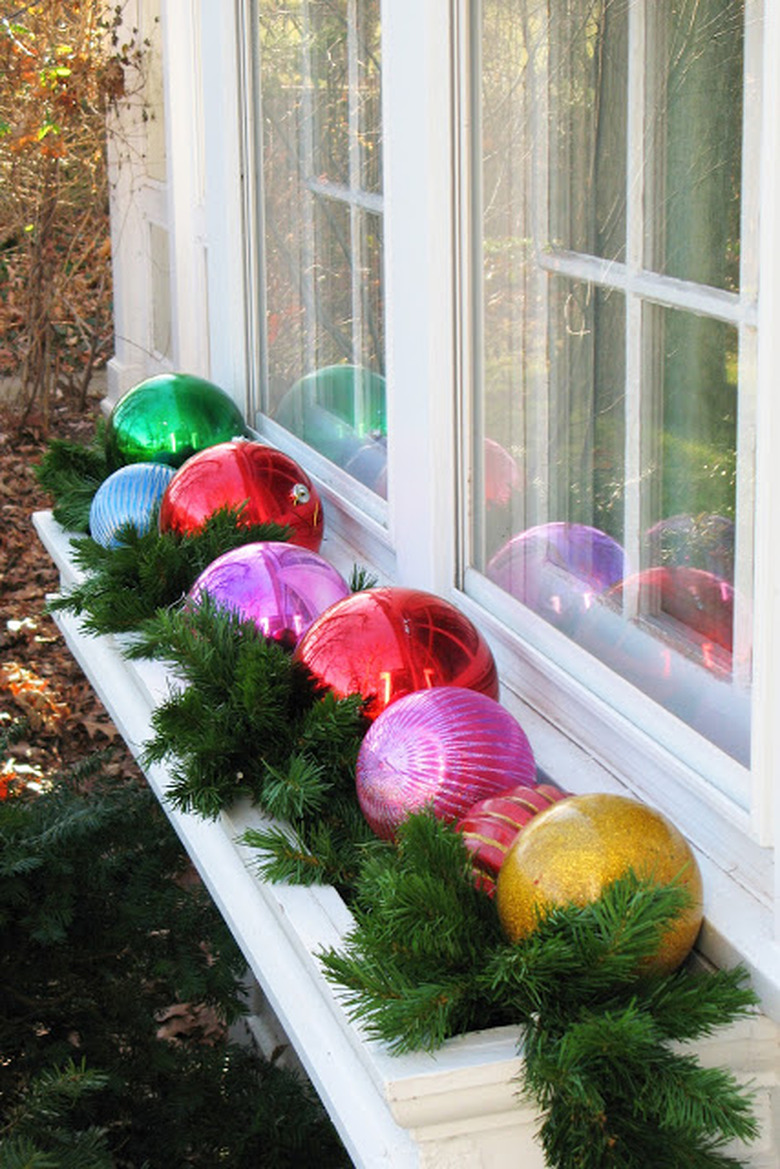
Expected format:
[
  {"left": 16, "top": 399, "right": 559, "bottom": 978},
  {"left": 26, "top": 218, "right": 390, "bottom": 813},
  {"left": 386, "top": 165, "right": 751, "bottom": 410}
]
[{"left": 495, "top": 792, "right": 703, "bottom": 973}]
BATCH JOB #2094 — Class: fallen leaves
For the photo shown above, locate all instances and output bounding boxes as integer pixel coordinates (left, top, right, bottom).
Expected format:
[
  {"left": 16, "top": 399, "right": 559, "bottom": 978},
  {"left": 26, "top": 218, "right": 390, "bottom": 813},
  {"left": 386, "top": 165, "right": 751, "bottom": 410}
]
[{"left": 0, "top": 395, "right": 143, "bottom": 785}]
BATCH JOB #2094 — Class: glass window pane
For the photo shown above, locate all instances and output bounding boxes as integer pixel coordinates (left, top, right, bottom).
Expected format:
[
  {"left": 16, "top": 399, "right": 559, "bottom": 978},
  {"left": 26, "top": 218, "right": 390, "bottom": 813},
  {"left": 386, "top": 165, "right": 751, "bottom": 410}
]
[
  {"left": 258, "top": 0, "right": 386, "bottom": 497},
  {"left": 644, "top": 0, "right": 744, "bottom": 291},
  {"left": 309, "top": 1, "right": 350, "bottom": 187},
  {"left": 474, "top": 0, "right": 751, "bottom": 765},
  {"left": 548, "top": 0, "right": 629, "bottom": 261},
  {"left": 357, "top": 0, "right": 382, "bottom": 194}
]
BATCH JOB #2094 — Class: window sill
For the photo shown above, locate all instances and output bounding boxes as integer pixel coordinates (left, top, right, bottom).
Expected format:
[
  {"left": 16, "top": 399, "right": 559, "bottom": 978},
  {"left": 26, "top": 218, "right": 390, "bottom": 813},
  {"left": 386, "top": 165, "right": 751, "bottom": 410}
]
[
  {"left": 33, "top": 509, "right": 780, "bottom": 1168},
  {"left": 453, "top": 579, "right": 780, "bottom": 1025}
]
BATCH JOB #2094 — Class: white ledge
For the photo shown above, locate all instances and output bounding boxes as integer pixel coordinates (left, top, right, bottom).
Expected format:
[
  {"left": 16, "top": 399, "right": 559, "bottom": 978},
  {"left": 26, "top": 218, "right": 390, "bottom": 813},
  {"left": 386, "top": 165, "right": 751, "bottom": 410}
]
[{"left": 33, "top": 510, "right": 780, "bottom": 1168}]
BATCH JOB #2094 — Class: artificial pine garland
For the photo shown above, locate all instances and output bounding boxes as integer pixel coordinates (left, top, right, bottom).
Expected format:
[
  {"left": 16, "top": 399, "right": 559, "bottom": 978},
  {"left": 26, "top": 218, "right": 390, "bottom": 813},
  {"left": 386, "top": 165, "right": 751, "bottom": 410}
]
[
  {"left": 34, "top": 422, "right": 110, "bottom": 531},
  {"left": 320, "top": 811, "right": 759, "bottom": 1169},
  {"left": 36, "top": 434, "right": 762, "bottom": 1167},
  {"left": 128, "top": 596, "right": 384, "bottom": 891},
  {"left": 48, "top": 505, "right": 291, "bottom": 634}
]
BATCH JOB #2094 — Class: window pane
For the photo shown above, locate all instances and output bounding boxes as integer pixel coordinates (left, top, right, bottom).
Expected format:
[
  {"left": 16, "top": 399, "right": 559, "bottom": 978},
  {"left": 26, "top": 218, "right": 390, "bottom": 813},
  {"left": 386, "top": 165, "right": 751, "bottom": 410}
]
[
  {"left": 548, "top": 0, "right": 628, "bottom": 261},
  {"left": 309, "top": 2, "right": 349, "bottom": 186},
  {"left": 474, "top": 0, "right": 751, "bottom": 765},
  {"left": 258, "top": 0, "right": 386, "bottom": 497},
  {"left": 644, "top": 0, "right": 744, "bottom": 291}
]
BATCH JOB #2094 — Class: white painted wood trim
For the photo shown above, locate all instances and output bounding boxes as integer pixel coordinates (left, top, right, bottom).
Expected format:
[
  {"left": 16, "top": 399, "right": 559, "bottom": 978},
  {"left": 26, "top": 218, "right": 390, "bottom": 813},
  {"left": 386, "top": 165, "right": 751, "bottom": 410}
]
[{"left": 32, "top": 509, "right": 780, "bottom": 1166}]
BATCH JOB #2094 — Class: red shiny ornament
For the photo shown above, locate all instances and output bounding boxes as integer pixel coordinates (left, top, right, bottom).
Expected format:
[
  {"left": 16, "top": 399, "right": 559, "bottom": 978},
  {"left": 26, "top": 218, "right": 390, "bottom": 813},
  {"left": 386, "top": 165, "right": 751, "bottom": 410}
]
[
  {"left": 458, "top": 783, "right": 569, "bottom": 895},
  {"left": 293, "top": 587, "right": 499, "bottom": 720},
  {"left": 158, "top": 440, "right": 323, "bottom": 552}
]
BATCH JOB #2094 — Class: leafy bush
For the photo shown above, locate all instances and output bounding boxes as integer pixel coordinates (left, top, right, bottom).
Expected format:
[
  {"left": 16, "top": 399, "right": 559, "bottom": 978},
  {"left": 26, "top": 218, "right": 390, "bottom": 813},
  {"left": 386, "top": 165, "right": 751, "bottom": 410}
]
[{"left": 0, "top": 732, "right": 349, "bottom": 1167}]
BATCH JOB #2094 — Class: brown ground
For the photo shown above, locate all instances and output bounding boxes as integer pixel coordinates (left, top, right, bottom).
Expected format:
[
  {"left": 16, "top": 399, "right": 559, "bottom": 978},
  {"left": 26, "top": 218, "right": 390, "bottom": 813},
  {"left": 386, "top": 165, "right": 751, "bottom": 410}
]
[{"left": 0, "top": 389, "right": 143, "bottom": 792}]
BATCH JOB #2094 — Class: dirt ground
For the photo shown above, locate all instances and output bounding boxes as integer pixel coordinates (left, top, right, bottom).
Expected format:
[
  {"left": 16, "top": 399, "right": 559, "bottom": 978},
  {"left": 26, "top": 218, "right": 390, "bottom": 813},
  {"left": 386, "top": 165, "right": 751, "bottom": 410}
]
[{"left": 0, "top": 385, "right": 143, "bottom": 791}]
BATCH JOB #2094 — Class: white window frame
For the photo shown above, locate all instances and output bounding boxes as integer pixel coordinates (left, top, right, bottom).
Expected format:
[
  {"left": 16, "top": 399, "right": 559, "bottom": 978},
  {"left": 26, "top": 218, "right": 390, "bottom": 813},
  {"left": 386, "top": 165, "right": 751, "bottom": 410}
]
[
  {"left": 453, "top": 0, "right": 780, "bottom": 1013},
  {"left": 240, "top": 0, "right": 780, "bottom": 1017}
]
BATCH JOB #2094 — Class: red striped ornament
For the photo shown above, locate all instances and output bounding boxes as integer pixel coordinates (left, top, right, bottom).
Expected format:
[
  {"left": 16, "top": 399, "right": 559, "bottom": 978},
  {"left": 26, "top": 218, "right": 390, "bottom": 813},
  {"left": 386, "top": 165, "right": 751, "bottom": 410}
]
[{"left": 458, "top": 783, "right": 569, "bottom": 896}]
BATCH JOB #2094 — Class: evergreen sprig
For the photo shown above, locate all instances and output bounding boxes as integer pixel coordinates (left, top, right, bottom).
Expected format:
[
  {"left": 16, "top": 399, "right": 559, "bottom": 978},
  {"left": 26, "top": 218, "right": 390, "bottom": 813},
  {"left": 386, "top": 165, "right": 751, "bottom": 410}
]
[
  {"left": 133, "top": 599, "right": 374, "bottom": 889},
  {"left": 48, "top": 504, "right": 290, "bottom": 635},
  {"left": 34, "top": 425, "right": 109, "bottom": 532},
  {"left": 319, "top": 811, "right": 759, "bottom": 1168}
]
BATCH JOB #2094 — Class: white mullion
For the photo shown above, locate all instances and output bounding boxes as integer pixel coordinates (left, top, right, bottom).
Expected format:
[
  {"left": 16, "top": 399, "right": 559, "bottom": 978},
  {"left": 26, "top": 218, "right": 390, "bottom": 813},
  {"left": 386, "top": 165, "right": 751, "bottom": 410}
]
[
  {"left": 538, "top": 250, "right": 754, "bottom": 329},
  {"left": 737, "top": 0, "right": 769, "bottom": 843},
  {"left": 733, "top": 0, "right": 761, "bottom": 693},
  {"left": 462, "top": 0, "right": 484, "bottom": 575},
  {"left": 621, "top": 0, "right": 646, "bottom": 614},
  {"left": 733, "top": 0, "right": 761, "bottom": 699},
  {"left": 303, "top": 177, "right": 383, "bottom": 214},
  {"left": 346, "top": 0, "right": 365, "bottom": 431},
  {"left": 526, "top": 3, "right": 551, "bottom": 527},
  {"left": 300, "top": 1, "right": 317, "bottom": 375}
]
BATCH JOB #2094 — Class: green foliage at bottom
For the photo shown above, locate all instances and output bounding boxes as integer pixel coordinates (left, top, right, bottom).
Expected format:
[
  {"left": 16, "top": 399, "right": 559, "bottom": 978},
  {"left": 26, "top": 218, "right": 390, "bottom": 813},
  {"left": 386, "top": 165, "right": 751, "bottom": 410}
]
[
  {"left": 320, "top": 811, "right": 759, "bottom": 1169},
  {"left": 0, "top": 734, "right": 349, "bottom": 1168}
]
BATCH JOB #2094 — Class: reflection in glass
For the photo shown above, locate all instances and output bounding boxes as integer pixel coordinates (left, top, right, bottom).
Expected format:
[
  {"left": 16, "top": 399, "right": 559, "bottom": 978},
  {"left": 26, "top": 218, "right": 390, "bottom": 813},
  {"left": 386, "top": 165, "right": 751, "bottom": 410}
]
[
  {"left": 644, "top": 1, "right": 744, "bottom": 291},
  {"left": 259, "top": 0, "right": 385, "bottom": 496},
  {"left": 476, "top": 0, "right": 751, "bottom": 764}
]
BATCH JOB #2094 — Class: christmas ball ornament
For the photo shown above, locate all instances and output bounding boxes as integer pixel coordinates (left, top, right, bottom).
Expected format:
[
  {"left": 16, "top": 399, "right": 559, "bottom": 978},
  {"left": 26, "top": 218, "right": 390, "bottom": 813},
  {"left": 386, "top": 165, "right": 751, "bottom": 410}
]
[
  {"left": 158, "top": 440, "right": 324, "bottom": 552},
  {"left": 487, "top": 522, "right": 625, "bottom": 632},
  {"left": 458, "top": 783, "right": 569, "bottom": 895},
  {"left": 88, "top": 462, "right": 175, "bottom": 548},
  {"left": 645, "top": 513, "right": 735, "bottom": 581},
  {"left": 608, "top": 566, "right": 734, "bottom": 655},
  {"left": 188, "top": 541, "right": 350, "bottom": 649},
  {"left": 275, "top": 363, "right": 387, "bottom": 463},
  {"left": 294, "top": 587, "right": 499, "bottom": 721},
  {"left": 355, "top": 687, "right": 536, "bottom": 840},
  {"left": 344, "top": 436, "right": 388, "bottom": 496},
  {"left": 496, "top": 792, "right": 703, "bottom": 973},
  {"left": 105, "top": 373, "right": 247, "bottom": 469}
]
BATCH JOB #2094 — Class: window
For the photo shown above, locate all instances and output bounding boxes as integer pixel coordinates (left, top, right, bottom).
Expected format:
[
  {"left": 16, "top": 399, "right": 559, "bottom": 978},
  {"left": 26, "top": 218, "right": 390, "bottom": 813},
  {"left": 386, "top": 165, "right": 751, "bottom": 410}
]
[
  {"left": 255, "top": 0, "right": 386, "bottom": 499},
  {"left": 467, "top": 0, "right": 756, "bottom": 788}
]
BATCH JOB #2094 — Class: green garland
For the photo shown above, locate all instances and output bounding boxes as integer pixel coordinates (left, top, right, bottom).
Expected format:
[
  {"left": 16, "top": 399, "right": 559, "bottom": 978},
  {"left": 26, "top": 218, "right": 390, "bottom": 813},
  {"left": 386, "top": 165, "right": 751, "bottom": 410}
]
[
  {"left": 48, "top": 505, "right": 291, "bottom": 634},
  {"left": 36, "top": 435, "right": 762, "bottom": 1167},
  {"left": 319, "top": 811, "right": 758, "bottom": 1168},
  {"left": 34, "top": 422, "right": 110, "bottom": 531},
  {"left": 127, "top": 598, "right": 382, "bottom": 892}
]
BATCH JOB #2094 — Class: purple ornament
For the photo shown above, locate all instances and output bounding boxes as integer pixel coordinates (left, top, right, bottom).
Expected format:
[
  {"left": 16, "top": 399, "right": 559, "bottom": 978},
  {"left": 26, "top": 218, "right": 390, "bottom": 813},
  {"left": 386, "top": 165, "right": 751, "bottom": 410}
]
[
  {"left": 188, "top": 541, "right": 350, "bottom": 648},
  {"left": 355, "top": 686, "right": 537, "bottom": 840},
  {"left": 486, "top": 521, "right": 625, "bottom": 632}
]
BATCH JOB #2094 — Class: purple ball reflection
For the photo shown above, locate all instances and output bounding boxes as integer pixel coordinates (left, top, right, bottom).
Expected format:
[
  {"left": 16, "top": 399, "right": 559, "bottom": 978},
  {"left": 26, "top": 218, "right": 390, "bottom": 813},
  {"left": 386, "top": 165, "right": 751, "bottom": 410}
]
[
  {"left": 188, "top": 540, "right": 350, "bottom": 649},
  {"left": 487, "top": 522, "right": 626, "bottom": 631},
  {"left": 356, "top": 686, "right": 537, "bottom": 840}
]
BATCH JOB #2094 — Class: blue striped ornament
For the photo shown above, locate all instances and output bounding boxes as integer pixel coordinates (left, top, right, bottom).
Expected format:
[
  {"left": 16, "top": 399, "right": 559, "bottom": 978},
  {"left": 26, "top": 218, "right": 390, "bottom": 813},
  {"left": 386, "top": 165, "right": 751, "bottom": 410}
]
[{"left": 89, "top": 462, "right": 176, "bottom": 548}]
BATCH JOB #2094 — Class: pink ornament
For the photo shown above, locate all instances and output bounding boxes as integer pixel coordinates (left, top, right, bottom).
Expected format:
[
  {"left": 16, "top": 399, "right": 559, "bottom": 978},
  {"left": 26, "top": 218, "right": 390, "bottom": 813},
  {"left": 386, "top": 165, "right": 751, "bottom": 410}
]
[
  {"left": 158, "top": 440, "right": 323, "bottom": 552},
  {"left": 294, "top": 586, "right": 499, "bottom": 721},
  {"left": 355, "top": 686, "right": 536, "bottom": 840},
  {"left": 188, "top": 541, "right": 350, "bottom": 649}
]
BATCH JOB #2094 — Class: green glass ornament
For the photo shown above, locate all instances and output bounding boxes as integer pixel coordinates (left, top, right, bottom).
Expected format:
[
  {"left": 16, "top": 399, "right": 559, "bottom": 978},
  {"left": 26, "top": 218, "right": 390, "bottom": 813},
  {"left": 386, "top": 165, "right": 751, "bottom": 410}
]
[{"left": 105, "top": 373, "right": 248, "bottom": 470}]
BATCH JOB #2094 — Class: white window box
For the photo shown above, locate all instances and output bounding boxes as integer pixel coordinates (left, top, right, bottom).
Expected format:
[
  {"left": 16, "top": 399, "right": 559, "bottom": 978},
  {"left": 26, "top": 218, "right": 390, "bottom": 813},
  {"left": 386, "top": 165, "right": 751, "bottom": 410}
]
[{"left": 33, "top": 509, "right": 780, "bottom": 1168}]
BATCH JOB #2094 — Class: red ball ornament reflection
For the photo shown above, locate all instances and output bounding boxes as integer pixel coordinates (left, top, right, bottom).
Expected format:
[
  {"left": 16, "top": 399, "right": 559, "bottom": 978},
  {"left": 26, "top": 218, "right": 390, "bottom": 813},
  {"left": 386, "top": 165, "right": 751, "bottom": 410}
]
[
  {"left": 457, "top": 783, "right": 569, "bottom": 896},
  {"left": 293, "top": 586, "right": 499, "bottom": 721},
  {"left": 158, "top": 440, "right": 323, "bottom": 552},
  {"left": 608, "top": 566, "right": 734, "bottom": 655}
]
